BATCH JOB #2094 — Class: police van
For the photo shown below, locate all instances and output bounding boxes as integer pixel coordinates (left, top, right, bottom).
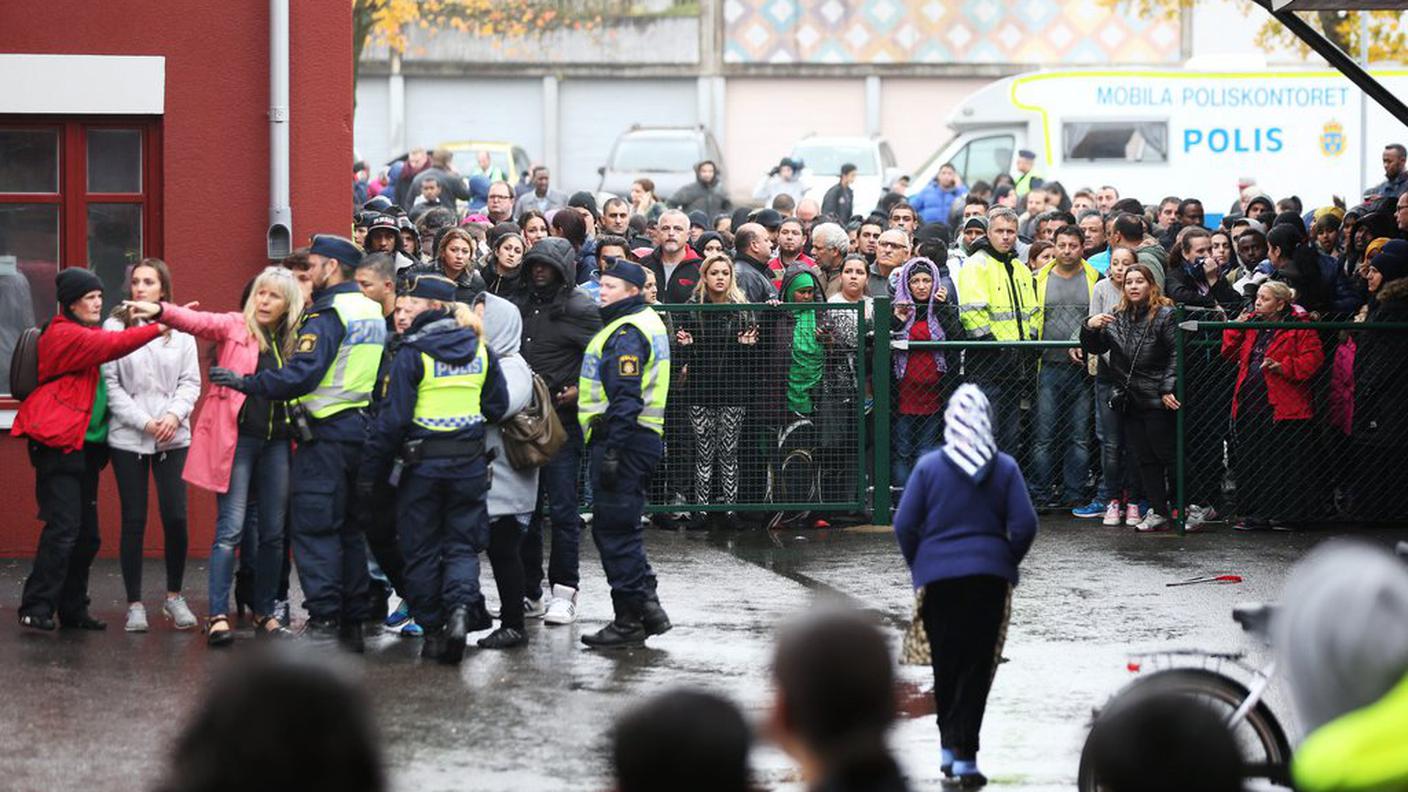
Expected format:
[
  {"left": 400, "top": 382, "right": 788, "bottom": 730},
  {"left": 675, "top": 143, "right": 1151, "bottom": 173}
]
[{"left": 908, "top": 67, "right": 1408, "bottom": 212}]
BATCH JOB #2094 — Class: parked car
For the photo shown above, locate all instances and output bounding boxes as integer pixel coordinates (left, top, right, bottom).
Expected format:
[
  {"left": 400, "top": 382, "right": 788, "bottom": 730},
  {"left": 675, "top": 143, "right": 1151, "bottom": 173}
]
[
  {"left": 437, "top": 140, "right": 533, "bottom": 185},
  {"left": 598, "top": 124, "right": 725, "bottom": 201},
  {"left": 790, "top": 135, "right": 904, "bottom": 219}
]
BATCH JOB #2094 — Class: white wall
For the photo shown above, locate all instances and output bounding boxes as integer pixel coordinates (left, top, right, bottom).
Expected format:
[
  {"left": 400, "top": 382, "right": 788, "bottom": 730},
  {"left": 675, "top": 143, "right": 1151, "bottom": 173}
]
[{"left": 557, "top": 78, "right": 699, "bottom": 193}]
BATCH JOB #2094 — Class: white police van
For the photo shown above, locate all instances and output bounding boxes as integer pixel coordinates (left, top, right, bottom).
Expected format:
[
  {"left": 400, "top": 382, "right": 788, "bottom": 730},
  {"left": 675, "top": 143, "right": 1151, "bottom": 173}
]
[{"left": 908, "top": 68, "right": 1408, "bottom": 212}]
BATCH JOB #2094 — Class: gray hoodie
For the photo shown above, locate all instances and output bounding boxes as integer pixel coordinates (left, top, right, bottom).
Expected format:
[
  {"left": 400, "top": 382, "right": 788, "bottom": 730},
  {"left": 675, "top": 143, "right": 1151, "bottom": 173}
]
[
  {"left": 1275, "top": 540, "right": 1408, "bottom": 734},
  {"left": 481, "top": 293, "right": 539, "bottom": 519}
]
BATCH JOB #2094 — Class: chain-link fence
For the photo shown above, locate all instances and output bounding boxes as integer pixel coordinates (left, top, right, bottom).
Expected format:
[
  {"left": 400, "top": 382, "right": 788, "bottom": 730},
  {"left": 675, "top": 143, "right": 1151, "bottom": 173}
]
[
  {"left": 1177, "top": 311, "right": 1408, "bottom": 529},
  {"left": 623, "top": 302, "right": 868, "bottom": 523}
]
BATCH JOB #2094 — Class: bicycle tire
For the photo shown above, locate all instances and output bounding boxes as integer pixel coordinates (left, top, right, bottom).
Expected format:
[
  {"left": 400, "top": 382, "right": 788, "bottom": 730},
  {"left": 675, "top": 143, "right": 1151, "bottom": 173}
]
[{"left": 1076, "top": 667, "right": 1293, "bottom": 792}]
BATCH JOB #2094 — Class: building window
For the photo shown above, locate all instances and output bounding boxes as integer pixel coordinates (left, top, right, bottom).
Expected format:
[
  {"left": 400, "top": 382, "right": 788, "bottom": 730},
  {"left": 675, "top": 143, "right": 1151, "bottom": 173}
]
[
  {"left": 1063, "top": 121, "right": 1168, "bottom": 163},
  {"left": 0, "top": 118, "right": 161, "bottom": 400}
]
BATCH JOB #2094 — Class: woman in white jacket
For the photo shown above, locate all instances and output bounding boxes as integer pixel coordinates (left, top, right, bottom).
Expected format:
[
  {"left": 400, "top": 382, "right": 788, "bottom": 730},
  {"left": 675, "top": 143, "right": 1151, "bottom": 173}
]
[
  {"left": 475, "top": 292, "right": 541, "bottom": 649},
  {"left": 102, "top": 259, "right": 201, "bottom": 633}
]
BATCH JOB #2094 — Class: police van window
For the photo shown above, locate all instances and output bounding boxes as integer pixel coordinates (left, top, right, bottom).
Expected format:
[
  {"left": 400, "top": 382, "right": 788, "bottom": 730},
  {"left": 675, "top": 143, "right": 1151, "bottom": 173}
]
[
  {"left": 1064, "top": 122, "right": 1168, "bottom": 163},
  {"left": 957, "top": 135, "right": 1014, "bottom": 187},
  {"left": 879, "top": 141, "right": 898, "bottom": 169}
]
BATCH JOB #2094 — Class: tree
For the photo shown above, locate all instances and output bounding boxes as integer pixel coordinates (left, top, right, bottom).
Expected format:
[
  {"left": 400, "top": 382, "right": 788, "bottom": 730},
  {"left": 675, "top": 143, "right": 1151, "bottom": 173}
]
[{"left": 1097, "top": 1, "right": 1408, "bottom": 62}]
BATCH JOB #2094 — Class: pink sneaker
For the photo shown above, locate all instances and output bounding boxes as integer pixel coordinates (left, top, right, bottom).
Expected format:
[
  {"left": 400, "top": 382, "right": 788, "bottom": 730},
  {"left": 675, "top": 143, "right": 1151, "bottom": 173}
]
[
  {"left": 1125, "top": 503, "right": 1142, "bottom": 527},
  {"left": 1102, "top": 501, "right": 1123, "bottom": 526}
]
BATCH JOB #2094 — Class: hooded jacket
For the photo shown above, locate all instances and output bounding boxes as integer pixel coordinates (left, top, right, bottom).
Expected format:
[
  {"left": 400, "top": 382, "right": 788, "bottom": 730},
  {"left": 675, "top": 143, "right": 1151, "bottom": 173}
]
[
  {"left": 511, "top": 237, "right": 603, "bottom": 397},
  {"left": 1221, "top": 305, "right": 1324, "bottom": 421},
  {"left": 359, "top": 309, "right": 509, "bottom": 485},
  {"left": 641, "top": 246, "right": 703, "bottom": 305},
  {"left": 1352, "top": 276, "right": 1408, "bottom": 448},
  {"left": 667, "top": 163, "right": 731, "bottom": 217},
  {"left": 12, "top": 315, "right": 164, "bottom": 452},
  {"left": 481, "top": 293, "right": 539, "bottom": 518}
]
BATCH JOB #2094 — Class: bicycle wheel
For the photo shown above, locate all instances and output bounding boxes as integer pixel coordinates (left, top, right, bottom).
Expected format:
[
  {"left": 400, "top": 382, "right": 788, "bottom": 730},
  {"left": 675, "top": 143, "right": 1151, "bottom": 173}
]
[{"left": 1076, "top": 667, "right": 1293, "bottom": 792}]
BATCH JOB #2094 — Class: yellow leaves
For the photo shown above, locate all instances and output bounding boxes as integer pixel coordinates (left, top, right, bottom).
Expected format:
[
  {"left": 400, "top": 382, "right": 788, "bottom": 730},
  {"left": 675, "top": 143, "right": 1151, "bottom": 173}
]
[{"left": 355, "top": 0, "right": 605, "bottom": 52}]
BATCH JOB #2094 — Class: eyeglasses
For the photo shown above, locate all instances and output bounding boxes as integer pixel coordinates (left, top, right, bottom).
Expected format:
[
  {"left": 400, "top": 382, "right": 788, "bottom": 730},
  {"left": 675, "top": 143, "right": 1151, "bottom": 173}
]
[{"left": 878, "top": 241, "right": 906, "bottom": 250}]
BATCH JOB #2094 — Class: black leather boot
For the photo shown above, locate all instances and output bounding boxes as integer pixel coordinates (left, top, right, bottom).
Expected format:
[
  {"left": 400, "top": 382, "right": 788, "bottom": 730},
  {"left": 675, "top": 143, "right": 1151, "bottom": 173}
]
[
  {"left": 338, "top": 620, "right": 365, "bottom": 654},
  {"left": 421, "top": 627, "right": 448, "bottom": 661},
  {"left": 581, "top": 602, "right": 647, "bottom": 649},
  {"left": 641, "top": 598, "right": 672, "bottom": 637},
  {"left": 477, "top": 626, "right": 527, "bottom": 649},
  {"left": 441, "top": 606, "right": 468, "bottom": 664}
]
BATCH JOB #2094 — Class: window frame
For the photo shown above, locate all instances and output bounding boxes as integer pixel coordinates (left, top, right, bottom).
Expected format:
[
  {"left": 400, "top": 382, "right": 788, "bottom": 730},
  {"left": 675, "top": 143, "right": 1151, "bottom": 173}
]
[{"left": 0, "top": 116, "right": 162, "bottom": 408}]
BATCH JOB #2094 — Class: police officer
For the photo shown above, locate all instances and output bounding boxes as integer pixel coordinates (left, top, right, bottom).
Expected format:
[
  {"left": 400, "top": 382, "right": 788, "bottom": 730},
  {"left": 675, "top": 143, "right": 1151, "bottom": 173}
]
[
  {"left": 210, "top": 234, "right": 386, "bottom": 651},
  {"left": 358, "top": 275, "right": 508, "bottom": 663},
  {"left": 578, "top": 258, "right": 673, "bottom": 649}
]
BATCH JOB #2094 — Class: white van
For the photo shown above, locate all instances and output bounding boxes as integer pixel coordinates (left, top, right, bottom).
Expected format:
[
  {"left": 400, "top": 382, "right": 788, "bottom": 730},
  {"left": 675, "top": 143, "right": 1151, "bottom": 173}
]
[{"left": 908, "top": 68, "right": 1408, "bottom": 212}]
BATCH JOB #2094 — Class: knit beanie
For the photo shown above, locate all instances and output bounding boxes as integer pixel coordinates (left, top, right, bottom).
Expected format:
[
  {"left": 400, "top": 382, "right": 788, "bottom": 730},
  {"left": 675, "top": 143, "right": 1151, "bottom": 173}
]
[
  {"left": 56, "top": 268, "right": 104, "bottom": 308},
  {"left": 1368, "top": 239, "right": 1408, "bottom": 284}
]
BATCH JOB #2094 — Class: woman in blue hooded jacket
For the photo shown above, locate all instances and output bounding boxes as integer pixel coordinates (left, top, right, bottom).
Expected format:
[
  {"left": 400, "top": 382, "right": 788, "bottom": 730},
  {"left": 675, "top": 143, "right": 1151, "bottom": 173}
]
[{"left": 894, "top": 383, "right": 1038, "bottom": 790}]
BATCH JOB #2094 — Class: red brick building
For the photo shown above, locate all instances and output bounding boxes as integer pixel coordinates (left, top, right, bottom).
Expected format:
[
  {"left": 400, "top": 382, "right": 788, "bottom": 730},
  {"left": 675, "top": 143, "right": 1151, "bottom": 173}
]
[{"left": 0, "top": 1, "right": 353, "bottom": 555}]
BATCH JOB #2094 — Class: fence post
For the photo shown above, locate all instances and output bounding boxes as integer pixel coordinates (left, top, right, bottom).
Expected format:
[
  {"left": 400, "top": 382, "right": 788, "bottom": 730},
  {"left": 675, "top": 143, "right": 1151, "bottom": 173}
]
[
  {"left": 1174, "top": 308, "right": 1186, "bottom": 535},
  {"left": 853, "top": 303, "right": 869, "bottom": 511},
  {"left": 872, "top": 296, "right": 892, "bottom": 525}
]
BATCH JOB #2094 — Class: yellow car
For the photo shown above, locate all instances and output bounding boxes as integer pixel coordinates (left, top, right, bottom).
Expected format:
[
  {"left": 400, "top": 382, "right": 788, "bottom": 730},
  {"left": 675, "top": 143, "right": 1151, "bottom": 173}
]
[{"left": 436, "top": 140, "right": 533, "bottom": 185}]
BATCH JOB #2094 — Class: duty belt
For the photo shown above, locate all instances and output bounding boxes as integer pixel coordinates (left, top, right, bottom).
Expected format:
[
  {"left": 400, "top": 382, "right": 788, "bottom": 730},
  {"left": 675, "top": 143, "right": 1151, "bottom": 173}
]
[{"left": 401, "top": 436, "right": 485, "bottom": 462}]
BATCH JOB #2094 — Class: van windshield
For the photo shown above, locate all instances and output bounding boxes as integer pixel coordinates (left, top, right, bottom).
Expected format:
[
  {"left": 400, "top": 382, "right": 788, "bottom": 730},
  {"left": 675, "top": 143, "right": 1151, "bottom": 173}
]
[
  {"left": 611, "top": 136, "right": 702, "bottom": 172},
  {"left": 790, "top": 143, "right": 879, "bottom": 176}
]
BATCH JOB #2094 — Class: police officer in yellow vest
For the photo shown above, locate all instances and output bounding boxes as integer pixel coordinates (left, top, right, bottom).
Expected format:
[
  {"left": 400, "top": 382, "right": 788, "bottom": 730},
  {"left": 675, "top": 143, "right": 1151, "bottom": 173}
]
[
  {"left": 356, "top": 275, "right": 508, "bottom": 664},
  {"left": 578, "top": 258, "right": 673, "bottom": 649},
  {"left": 210, "top": 235, "right": 386, "bottom": 651}
]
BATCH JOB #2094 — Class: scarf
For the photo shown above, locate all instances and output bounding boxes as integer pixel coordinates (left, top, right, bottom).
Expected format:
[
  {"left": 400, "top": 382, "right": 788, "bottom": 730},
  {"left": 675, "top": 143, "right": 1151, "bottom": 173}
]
[
  {"left": 941, "top": 384, "right": 997, "bottom": 483},
  {"left": 785, "top": 272, "right": 824, "bottom": 414},
  {"left": 891, "top": 257, "right": 949, "bottom": 379}
]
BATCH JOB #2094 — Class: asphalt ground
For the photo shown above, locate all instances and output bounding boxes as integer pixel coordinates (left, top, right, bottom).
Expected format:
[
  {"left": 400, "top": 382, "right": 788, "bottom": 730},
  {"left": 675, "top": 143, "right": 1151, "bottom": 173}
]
[{"left": 2, "top": 517, "right": 1404, "bottom": 791}]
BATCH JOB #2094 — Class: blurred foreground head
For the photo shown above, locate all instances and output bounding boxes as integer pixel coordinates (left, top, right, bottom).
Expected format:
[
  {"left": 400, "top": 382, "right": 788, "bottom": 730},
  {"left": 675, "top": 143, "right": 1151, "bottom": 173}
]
[
  {"left": 1084, "top": 693, "right": 1242, "bottom": 792},
  {"left": 157, "top": 648, "right": 385, "bottom": 792},
  {"left": 611, "top": 688, "right": 751, "bottom": 792},
  {"left": 770, "top": 607, "right": 898, "bottom": 784}
]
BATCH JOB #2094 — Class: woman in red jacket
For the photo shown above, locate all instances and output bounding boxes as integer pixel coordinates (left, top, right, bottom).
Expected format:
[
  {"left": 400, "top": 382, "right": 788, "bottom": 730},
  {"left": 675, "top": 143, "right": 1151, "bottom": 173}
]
[
  {"left": 14, "top": 268, "right": 168, "bottom": 631},
  {"left": 1221, "top": 281, "right": 1324, "bottom": 531}
]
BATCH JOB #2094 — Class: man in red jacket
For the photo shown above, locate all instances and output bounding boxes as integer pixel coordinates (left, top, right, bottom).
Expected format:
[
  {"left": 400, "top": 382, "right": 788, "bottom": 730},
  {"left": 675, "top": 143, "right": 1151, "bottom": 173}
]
[{"left": 15, "top": 268, "right": 166, "bottom": 632}]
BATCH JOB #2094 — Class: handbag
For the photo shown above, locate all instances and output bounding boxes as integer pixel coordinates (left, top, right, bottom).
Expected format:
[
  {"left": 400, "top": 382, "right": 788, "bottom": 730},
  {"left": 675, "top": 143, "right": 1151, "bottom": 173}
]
[
  {"left": 501, "top": 374, "right": 567, "bottom": 470},
  {"left": 900, "top": 587, "right": 932, "bottom": 666},
  {"left": 1107, "top": 317, "right": 1150, "bottom": 415}
]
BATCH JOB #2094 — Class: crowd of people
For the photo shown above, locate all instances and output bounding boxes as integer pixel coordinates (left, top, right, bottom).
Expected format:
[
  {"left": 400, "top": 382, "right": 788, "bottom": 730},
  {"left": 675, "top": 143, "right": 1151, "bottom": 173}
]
[{"left": 12, "top": 140, "right": 1408, "bottom": 646}]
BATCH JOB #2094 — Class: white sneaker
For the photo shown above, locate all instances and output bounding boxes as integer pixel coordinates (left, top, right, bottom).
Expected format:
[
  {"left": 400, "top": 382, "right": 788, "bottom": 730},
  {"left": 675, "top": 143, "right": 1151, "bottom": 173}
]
[
  {"left": 164, "top": 596, "right": 198, "bottom": 630},
  {"left": 1101, "top": 501, "right": 1123, "bottom": 527},
  {"left": 543, "top": 585, "right": 578, "bottom": 626},
  {"left": 1135, "top": 512, "right": 1170, "bottom": 533},
  {"left": 524, "top": 595, "right": 547, "bottom": 619},
  {"left": 1185, "top": 505, "right": 1206, "bottom": 532},
  {"left": 125, "top": 603, "right": 149, "bottom": 633}
]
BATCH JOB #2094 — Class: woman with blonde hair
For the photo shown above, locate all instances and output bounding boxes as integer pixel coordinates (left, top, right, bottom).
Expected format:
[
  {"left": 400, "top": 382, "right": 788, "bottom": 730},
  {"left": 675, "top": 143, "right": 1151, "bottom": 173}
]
[
  {"left": 357, "top": 275, "right": 508, "bottom": 664},
  {"left": 125, "top": 266, "right": 304, "bottom": 645},
  {"left": 1080, "top": 263, "right": 1181, "bottom": 532},
  {"left": 103, "top": 258, "right": 202, "bottom": 632},
  {"left": 674, "top": 254, "right": 756, "bottom": 525},
  {"left": 1222, "top": 281, "right": 1324, "bottom": 530}
]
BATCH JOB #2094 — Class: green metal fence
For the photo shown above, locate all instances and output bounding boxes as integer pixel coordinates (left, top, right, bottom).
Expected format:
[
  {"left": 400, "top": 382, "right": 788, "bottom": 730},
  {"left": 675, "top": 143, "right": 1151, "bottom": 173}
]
[
  {"left": 631, "top": 302, "right": 868, "bottom": 521},
  {"left": 583, "top": 296, "right": 1408, "bottom": 531}
]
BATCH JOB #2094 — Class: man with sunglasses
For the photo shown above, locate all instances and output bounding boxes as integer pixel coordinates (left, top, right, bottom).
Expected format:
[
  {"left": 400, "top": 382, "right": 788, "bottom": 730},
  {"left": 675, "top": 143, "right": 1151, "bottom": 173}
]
[{"left": 578, "top": 258, "right": 673, "bottom": 649}]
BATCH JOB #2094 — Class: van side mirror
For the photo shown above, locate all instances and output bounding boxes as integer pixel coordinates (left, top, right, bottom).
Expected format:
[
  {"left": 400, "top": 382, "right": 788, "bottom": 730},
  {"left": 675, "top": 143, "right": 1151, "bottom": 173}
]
[{"left": 597, "top": 166, "right": 606, "bottom": 176}]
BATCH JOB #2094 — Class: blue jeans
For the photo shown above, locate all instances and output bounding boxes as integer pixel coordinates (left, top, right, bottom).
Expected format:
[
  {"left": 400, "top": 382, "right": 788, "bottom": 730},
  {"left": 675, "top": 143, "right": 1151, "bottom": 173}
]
[
  {"left": 589, "top": 430, "right": 663, "bottom": 609},
  {"left": 211, "top": 436, "right": 290, "bottom": 617},
  {"left": 893, "top": 413, "right": 942, "bottom": 489},
  {"left": 1030, "top": 364, "right": 1093, "bottom": 503},
  {"left": 1094, "top": 379, "right": 1143, "bottom": 502},
  {"left": 523, "top": 414, "right": 584, "bottom": 599}
]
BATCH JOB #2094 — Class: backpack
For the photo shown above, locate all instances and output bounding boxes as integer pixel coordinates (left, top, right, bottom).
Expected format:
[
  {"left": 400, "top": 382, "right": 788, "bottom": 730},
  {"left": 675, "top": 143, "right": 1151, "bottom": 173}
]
[
  {"left": 8, "top": 326, "right": 42, "bottom": 401},
  {"left": 501, "top": 373, "right": 567, "bottom": 470}
]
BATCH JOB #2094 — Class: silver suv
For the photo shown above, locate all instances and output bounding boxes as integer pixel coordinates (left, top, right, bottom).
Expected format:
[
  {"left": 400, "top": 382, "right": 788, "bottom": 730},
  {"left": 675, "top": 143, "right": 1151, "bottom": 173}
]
[{"left": 597, "top": 125, "right": 726, "bottom": 200}]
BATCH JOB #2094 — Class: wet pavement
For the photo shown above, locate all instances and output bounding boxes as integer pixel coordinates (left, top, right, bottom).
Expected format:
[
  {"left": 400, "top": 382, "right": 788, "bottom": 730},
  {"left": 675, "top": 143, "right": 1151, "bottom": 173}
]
[{"left": 2, "top": 518, "right": 1406, "bottom": 792}]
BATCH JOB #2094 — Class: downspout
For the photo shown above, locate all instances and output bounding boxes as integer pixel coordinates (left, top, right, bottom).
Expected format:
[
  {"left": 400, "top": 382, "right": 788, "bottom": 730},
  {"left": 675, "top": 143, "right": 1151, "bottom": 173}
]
[{"left": 267, "top": 0, "right": 292, "bottom": 258}]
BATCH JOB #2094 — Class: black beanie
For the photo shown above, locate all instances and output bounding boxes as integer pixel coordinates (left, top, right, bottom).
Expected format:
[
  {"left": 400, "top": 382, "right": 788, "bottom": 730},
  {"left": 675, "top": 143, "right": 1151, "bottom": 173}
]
[
  {"left": 1369, "top": 239, "right": 1408, "bottom": 284},
  {"left": 56, "top": 268, "right": 104, "bottom": 308}
]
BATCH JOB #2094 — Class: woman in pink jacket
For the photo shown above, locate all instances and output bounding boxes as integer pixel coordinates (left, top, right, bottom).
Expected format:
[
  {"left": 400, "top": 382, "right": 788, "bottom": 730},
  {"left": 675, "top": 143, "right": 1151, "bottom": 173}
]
[{"left": 125, "top": 267, "right": 303, "bottom": 646}]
